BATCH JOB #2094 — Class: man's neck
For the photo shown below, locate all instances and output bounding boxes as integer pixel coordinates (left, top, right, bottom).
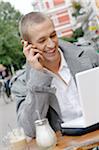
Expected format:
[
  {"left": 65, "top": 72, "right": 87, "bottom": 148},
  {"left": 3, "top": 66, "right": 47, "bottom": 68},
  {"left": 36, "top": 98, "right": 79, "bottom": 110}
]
[{"left": 44, "top": 53, "right": 61, "bottom": 74}]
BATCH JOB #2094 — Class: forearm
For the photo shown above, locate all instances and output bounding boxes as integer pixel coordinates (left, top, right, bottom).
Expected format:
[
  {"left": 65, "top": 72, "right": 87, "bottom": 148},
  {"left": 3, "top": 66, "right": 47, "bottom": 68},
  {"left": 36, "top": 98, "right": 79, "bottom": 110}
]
[
  {"left": 12, "top": 68, "right": 53, "bottom": 137},
  {"left": 17, "top": 90, "right": 50, "bottom": 137}
]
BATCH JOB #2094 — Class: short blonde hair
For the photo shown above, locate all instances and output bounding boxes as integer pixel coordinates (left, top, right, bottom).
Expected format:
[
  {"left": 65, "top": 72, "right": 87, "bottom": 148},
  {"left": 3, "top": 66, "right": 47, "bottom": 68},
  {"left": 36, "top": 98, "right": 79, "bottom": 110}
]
[{"left": 19, "top": 12, "right": 50, "bottom": 42}]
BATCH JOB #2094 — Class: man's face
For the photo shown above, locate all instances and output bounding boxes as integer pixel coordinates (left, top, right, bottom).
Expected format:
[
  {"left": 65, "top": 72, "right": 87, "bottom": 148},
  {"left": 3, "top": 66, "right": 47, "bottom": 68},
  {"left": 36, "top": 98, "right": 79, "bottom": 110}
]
[{"left": 29, "top": 19, "right": 59, "bottom": 64}]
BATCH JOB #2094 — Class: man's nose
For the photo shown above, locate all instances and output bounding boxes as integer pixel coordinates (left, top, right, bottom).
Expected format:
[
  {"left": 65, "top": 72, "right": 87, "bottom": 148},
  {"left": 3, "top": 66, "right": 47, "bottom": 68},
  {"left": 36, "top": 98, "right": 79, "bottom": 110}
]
[{"left": 47, "top": 38, "right": 55, "bottom": 48}]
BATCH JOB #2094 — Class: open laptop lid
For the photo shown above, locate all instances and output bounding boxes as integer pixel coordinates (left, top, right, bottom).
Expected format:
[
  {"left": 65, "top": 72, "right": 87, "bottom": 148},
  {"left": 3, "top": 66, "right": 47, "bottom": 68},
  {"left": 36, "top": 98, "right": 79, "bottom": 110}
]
[
  {"left": 61, "top": 67, "right": 99, "bottom": 128},
  {"left": 75, "top": 66, "right": 99, "bottom": 127}
]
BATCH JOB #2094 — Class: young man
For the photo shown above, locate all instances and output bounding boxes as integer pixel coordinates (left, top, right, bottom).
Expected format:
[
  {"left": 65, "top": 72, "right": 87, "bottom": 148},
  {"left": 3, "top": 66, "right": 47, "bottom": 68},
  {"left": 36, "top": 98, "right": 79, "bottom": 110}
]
[{"left": 11, "top": 12, "right": 99, "bottom": 138}]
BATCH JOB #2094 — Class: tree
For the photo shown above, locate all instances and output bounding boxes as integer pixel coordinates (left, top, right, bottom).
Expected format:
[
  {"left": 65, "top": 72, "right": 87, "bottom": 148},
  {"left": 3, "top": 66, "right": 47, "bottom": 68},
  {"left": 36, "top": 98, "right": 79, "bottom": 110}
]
[{"left": 0, "top": 1, "right": 25, "bottom": 71}]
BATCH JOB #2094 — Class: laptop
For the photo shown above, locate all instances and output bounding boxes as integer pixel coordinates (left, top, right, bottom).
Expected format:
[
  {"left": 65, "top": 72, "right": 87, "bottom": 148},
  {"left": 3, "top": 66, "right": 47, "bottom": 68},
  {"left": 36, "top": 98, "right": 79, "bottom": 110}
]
[{"left": 61, "top": 66, "right": 99, "bottom": 128}]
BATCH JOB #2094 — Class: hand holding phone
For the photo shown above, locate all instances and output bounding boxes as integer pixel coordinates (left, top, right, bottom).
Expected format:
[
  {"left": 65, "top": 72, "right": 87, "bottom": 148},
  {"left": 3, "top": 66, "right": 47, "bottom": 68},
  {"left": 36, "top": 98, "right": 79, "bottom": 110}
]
[{"left": 22, "top": 40, "right": 44, "bottom": 70}]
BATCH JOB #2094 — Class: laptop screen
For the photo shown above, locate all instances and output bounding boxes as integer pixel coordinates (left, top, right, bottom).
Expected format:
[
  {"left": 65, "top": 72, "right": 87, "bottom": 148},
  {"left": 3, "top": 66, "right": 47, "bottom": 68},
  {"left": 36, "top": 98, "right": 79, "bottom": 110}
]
[{"left": 75, "top": 67, "right": 99, "bottom": 127}]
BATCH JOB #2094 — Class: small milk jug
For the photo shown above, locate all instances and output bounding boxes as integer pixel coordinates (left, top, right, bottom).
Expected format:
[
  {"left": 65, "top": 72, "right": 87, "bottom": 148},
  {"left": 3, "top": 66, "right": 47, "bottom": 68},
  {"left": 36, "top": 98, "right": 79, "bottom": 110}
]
[{"left": 35, "top": 118, "right": 57, "bottom": 150}]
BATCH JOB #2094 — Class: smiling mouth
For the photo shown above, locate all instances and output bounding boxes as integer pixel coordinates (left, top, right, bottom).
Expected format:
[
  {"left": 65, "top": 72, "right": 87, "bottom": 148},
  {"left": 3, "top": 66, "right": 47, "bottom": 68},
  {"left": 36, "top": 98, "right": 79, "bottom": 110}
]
[{"left": 44, "top": 48, "right": 56, "bottom": 55}]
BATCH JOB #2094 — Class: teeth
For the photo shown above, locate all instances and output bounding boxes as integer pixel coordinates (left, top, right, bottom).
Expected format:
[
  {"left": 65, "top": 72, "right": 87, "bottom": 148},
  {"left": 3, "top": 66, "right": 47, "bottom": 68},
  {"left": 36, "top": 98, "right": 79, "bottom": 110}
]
[{"left": 46, "top": 49, "right": 55, "bottom": 54}]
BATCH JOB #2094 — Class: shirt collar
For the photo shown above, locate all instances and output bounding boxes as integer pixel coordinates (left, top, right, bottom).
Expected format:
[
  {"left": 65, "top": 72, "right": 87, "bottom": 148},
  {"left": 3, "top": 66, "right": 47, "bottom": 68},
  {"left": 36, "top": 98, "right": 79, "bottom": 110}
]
[
  {"left": 58, "top": 48, "right": 68, "bottom": 72},
  {"left": 43, "top": 48, "right": 68, "bottom": 77}
]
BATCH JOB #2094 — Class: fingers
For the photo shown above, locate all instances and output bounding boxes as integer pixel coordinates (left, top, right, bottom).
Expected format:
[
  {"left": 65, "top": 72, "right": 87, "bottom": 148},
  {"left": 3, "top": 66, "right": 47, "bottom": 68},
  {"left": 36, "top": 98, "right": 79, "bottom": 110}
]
[
  {"left": 23, "top": 45, "right": 33, "bottom": 57},
  {"left": 32, "top": 49, "right": 43, "bottom": 55},
  {"left": 22, "top": 40, "right": 43, "bottom": 57},
  {"left": 23, "top": 41, "right": 33, "bottom": 57},
  {"left": 22, "top": 40, "right": 44, "bottom": 70},
  {"left": 34, "top": 53, "right": 44, "bottom": 61},
  {"left": 28, "top": 49, "right": 44, "bottom": 62},
  {"left": 27, "top": 51, "right": 44, "bottom": 70}
]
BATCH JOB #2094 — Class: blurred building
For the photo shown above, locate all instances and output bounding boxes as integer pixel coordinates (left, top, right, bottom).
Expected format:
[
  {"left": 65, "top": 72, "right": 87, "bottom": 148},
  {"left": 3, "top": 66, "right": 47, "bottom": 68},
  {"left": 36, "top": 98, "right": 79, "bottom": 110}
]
[
  {"left": 32, "top": 0, "right": 99, "bottom": 38},
  {"left": 93, "top": 0, "right": 99, "bottom": 23},
  {"left": 32, "top": 0, "right": 73, "bottom": 37},
  {"left": 95, "top": 0, "right": 99, "bottom": 15}
]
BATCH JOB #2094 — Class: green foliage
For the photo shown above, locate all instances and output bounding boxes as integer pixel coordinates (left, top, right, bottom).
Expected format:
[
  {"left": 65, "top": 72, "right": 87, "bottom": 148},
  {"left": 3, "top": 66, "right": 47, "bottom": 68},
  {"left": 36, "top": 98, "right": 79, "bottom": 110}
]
[
  {"left": 72, "top": 1, "right": 82, "bottom": 11},
  {"left": 72, "top": 1, "right": 82, "bottom": 17},
  {"left": 60, "top": 27, "right": 84, "bottom": 43},
  {"left": 72, "top": 27, "right": 84, "bottom": 39},
  {"left": 0, "top": 1, "right": 25, "bottom": 70},
  {"left": 60, "top": 37, "right": 78, "bottom": 43}
]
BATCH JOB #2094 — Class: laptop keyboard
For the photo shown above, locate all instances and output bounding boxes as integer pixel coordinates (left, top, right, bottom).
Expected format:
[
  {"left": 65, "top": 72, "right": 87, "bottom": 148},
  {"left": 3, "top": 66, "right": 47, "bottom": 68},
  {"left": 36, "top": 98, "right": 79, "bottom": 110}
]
[{"left": 61, "top": 116, "right": 85, "bottom": 128}]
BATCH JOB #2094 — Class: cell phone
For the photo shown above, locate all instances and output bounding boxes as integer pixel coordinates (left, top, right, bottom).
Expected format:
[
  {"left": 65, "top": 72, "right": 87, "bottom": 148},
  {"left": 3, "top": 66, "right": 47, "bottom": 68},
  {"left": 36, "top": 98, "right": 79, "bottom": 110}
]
[
  {"left": 34, "top": 52, "right": 38, "bottom": 55},
  {"left": 28, "top": 42, "right": 31, "bottom": 45},
  {"left": 27, "top": 42, "right": 38, "bottom": 55},
  {"left": 27, "top": 42, "right": 42, "bottom": 63}
]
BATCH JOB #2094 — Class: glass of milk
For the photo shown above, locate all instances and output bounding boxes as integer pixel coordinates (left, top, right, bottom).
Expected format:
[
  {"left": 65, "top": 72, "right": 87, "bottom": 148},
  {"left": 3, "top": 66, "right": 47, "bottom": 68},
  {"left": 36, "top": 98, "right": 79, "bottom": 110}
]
[{"left": 35, "top": 118, "right": 57, "bottom": 150}]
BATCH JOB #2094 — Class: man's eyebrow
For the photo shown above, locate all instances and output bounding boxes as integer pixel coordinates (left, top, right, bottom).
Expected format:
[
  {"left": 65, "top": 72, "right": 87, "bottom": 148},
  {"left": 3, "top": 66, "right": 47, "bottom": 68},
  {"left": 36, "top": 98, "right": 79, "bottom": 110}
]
[{"left": 51, "top": 31, "right": 56, "bottom": 34}]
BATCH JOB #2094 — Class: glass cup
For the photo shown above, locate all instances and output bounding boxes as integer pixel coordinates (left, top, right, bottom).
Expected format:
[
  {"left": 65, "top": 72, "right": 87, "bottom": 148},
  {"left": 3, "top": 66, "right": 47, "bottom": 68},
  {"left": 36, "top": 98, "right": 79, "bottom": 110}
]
[
  {"left": 2, "top": 127, "right": 29, "bottom": 150},
  {"left": 35, "top": 118, "right": 57, "bottom": 150}
]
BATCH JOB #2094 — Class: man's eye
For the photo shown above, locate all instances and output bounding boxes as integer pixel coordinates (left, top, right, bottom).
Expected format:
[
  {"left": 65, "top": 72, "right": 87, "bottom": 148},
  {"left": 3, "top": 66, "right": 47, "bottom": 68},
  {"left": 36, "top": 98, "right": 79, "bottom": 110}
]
[
  {"left": 38, "top": 39, "right": 46, "bottom": 43},
  {"left": 50, "top": 33, "right": 56, "bottom": 38}
]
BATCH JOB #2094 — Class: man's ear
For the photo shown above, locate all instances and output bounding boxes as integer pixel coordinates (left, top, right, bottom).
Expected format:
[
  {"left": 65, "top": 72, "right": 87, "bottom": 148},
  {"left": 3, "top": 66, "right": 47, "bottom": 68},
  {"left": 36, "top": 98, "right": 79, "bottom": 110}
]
[
  {"left": 21, "top": 39, "right": 24, "bottom": 46},
  {"left": 21, "top": 40, "right": 29, "bottom": 47}
]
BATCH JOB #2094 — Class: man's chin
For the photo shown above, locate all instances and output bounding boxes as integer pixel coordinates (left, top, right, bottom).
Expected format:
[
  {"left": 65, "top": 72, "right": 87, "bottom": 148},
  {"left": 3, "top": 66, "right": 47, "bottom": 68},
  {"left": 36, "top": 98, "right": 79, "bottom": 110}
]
[{"left": 45, "top": 56, "right": 58, "bottom": 63}]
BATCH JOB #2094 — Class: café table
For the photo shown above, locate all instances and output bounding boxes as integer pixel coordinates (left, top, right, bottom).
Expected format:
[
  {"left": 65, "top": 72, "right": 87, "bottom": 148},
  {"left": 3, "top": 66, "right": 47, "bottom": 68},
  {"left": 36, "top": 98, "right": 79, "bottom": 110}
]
[
  {"left": 28, "top": 130, "right": 99, "bottom": 150},
  {"left": 1, "top": 130, "right": 99, "bottom": 150}
]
